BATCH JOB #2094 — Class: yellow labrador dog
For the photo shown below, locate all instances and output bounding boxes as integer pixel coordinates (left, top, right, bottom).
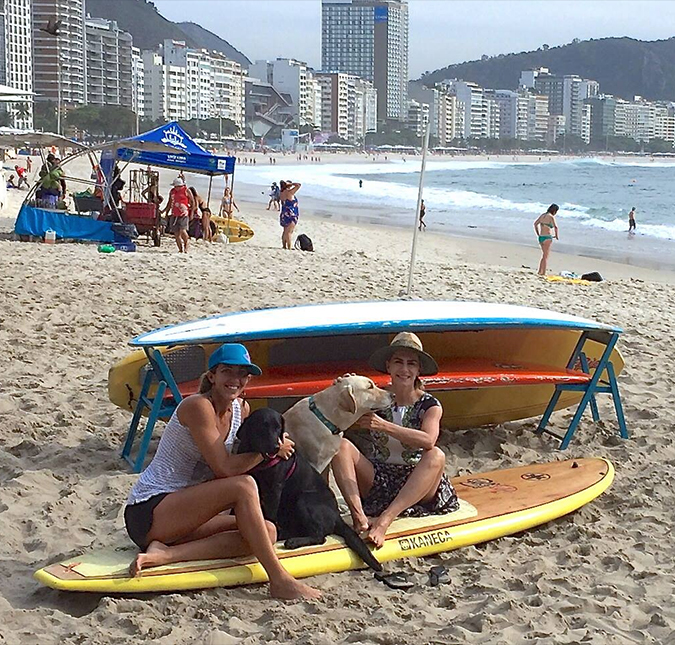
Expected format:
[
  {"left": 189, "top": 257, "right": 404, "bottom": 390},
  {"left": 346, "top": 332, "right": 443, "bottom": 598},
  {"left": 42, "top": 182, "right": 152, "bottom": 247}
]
[{"left": 283, "top": 374, "right": 393, "bottom": 473}]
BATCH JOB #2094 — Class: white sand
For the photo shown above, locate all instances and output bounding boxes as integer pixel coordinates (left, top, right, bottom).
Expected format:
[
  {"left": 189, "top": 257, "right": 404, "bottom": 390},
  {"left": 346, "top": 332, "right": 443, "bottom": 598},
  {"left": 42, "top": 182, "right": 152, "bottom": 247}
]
[{"left": 1, "top": 155, "right": 675, "bottom": 643}]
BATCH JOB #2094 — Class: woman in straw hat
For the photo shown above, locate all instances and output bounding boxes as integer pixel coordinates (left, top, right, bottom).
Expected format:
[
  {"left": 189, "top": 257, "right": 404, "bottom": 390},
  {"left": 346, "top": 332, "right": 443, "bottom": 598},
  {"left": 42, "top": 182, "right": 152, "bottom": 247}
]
[{"left": 332, "top": 333, "right": 459, "bottom": 548}]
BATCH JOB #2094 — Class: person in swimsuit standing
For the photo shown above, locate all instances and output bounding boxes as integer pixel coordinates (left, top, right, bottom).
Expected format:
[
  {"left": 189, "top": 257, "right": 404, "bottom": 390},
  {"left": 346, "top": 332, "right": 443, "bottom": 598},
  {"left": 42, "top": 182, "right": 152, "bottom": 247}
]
[
  {"left": 534, "top": 203, "right": 559, "bottom": 276},
  {"left": 123, "top": 343, "right": 320, "bottom": 600},
  {"left": 219, "top": 186, "right": 239, "bottom": 219},
  {"left": 628, "top": 207, "right": 636, "bottom": 234},
  {"left": 279, "top": 180, "right": 301, "bottom": 250}
]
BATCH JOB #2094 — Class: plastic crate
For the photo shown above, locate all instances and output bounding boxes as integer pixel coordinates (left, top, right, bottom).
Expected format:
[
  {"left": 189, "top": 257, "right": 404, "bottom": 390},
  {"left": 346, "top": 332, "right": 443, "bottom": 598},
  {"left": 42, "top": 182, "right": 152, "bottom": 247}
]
[{"left": 123, "top": 202, "right": 157, "bottom": 228}]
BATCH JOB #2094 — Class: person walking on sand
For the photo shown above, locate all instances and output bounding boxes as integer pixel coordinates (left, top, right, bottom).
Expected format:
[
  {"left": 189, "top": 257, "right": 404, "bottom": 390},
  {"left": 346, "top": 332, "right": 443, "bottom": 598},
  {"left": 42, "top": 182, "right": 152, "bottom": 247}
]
[
  {"left": 267, "top": 182, "right": 280, "bottom": 211},
  {"left": 123, "top": 343, "right": 320, "bottom": 600},
  {"left": 163, "top": 177, "right": 194, "bottom": 253},
  {"left": 534, "top": 203, "right": 559, "bottom": 276},
  {"left": 279, "top": 180, "right": 301, "bottom": 250},
  {"left": 628, "top": 207, "right": 636, "bottom": 234},
  {"left": 418, "top": 200, "right": 426, "bottom": 232}
]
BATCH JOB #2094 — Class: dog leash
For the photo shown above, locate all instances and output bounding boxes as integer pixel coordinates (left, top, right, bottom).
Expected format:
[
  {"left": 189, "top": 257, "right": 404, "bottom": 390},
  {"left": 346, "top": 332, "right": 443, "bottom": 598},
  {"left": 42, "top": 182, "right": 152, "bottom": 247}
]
[{"left": 308, "top": 396, "right": 343, "bottom": 435}]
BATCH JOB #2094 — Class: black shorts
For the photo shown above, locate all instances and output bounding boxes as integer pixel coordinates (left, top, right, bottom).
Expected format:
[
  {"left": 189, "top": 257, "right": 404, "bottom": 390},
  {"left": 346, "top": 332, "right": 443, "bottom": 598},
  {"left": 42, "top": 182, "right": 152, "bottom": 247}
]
[{"left": 124, "top": 493, "right": 168, "bottom": 549}]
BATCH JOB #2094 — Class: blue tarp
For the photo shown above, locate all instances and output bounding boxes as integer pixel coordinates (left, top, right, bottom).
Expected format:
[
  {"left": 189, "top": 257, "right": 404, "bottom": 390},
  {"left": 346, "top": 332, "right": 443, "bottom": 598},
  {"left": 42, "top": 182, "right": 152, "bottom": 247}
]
[
  {"left": 115, "top": 122, "right": 235, "bottom": 175},
  {"left": 14, "top": 204, "right": 115, "bottom": 242}
]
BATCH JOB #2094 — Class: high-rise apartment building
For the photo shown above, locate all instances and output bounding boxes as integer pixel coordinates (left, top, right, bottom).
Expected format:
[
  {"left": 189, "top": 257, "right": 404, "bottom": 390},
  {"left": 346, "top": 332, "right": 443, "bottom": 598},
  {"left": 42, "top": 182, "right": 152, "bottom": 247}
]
[
  {"left": 85, "top": 17, "right": 133, "bottom": 109},
  {"left": 490, "top": 89, "right": 549, "bottom": 141},
  {"left": 316, "top": 71, "right": 376, "bottom": 142},
  {"left": 522, "top": 68, "right": 598, "bottom": 142},
  {"left": 32, "top": 0, "right": 86, "bottom": 108},
  {"left": 442, "top": 80, "right": 499, "bottom": 140},
  {"left": 131, "top": 47, "right": 145, "bottom": 118},
  {"left": 142, "top": 40, "right": 245, "bottom": 132},
  {"left": 0, "top": 0, "right": 33, "bottom": 128},
  {"left": 321, "top": 0, "right": 408, "bottom": 123}
]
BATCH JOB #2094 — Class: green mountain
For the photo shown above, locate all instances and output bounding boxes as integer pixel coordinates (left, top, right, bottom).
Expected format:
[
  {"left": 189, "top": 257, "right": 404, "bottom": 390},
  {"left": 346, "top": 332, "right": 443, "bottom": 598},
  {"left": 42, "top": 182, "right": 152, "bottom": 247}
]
[
  {"left": 421, "top": 37, "right": 675, "bottom": 102},
  {"left": 85, "top": 0, "right": 250, "bottom": 67}
]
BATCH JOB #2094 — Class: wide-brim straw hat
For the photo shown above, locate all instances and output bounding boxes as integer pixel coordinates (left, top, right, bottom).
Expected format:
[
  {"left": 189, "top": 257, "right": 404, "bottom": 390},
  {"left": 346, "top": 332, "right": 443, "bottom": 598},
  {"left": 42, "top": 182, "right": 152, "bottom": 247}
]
[{"left": 369, "top": 332, "right": 438, "bottom": 376}]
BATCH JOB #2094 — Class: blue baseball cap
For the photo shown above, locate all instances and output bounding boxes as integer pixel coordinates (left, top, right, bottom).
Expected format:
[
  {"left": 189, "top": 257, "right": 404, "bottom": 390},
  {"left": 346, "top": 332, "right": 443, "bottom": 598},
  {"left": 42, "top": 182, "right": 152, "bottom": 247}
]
[{"left": 208, "top": 344, "right": 262, "bottom": 376}]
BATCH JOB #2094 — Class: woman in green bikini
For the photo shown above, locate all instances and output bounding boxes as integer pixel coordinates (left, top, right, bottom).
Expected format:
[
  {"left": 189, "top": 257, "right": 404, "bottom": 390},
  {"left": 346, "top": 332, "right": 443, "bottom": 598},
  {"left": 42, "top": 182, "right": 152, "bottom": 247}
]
[{"left": 534, "top": 203, "right": 559, "bottom": 276}]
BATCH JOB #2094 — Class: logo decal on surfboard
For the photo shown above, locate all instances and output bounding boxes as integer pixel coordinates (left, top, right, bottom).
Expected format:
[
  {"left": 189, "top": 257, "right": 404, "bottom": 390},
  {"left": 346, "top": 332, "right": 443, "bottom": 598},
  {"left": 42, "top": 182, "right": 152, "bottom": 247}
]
[
  {"left": 399, "top": 529, "right": 454, "bottom": 551},
  {"left": 521, "top": 473, "right": 551, "bottom": 481}
]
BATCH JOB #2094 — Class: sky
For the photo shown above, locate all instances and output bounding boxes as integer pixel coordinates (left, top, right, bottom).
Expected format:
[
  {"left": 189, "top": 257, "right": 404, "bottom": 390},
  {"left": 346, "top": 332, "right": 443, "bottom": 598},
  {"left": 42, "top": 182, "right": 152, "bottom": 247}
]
[{"left": 152, "top": 0, "right": 675, "bottom": 78}]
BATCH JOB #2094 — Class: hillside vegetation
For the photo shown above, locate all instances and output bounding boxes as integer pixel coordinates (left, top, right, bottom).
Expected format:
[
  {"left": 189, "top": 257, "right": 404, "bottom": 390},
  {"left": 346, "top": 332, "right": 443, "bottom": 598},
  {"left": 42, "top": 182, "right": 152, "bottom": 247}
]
[
  {"left": 421, "top": 37, "right": 675, "bottom": 101},
  {"left": 85, "top": 0, "right": 250, "bottom": 67}
]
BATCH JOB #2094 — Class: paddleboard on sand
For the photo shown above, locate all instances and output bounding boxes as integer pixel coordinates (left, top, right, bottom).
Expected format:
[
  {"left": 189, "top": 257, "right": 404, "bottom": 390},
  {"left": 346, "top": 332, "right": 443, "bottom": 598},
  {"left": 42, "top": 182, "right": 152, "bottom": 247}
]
[
  {"left": 108, "top": 301, "right": 624, "bottom": 429},
  {"left": 34, "top": 457, "right": 613, "bottom": 593},
  {"left": 211, "top": 215, "right": 254, "bottom": 243}
]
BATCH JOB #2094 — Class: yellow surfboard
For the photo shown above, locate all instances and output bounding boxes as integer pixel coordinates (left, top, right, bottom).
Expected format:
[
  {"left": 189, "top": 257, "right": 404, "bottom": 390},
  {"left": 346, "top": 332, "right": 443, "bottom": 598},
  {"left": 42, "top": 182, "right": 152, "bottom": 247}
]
[
  {"left": 211, "top": 215, "right": 254, "bottom": 243},
  {"left": 34, "top": 458, "right": 613, "bottom": 593}
]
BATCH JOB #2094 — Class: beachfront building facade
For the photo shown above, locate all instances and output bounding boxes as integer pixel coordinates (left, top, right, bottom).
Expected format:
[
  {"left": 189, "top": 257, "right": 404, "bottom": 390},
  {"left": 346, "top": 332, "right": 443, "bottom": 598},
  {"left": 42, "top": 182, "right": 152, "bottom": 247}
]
[
  {"left": 0, "top": 0, "right": 33, "bottom": 128},
  {"left": 316, "top": 71, "right": 376, "bottom": 143},
  {"left": 85, "top": 17, "right": 133, "bottom": 109},
  {"left": 244, "top": 77, "right": 295, "bottom": 141},
  {"left": 521, "top": 68, "right": 598, "bottom": 143},
  {"left": 442, "top": 80, "right": 500, "bottom": 140},
  {"left": 141, "top": 40, "right": 245, "bottom": 132},
  {"left": 437, "top": 92, "right": 464, "bottom": 145},
  {"left": 131, "top": 47, "right": 145, "bottom": 118},
  {"left": 490, "top": 89, "right": 550, "bottom": 141},
  {"left": 249, "top": 58, "right": 319, "bottom": 128},
  {"left": 407, "top": 99, "right": 429, "bottom": 138},
  {"left": 32, "top": 0, "right": 86, "bottom": 112},
  {"left": 321, "top": 0, "right": 409, "bottom": 123}
]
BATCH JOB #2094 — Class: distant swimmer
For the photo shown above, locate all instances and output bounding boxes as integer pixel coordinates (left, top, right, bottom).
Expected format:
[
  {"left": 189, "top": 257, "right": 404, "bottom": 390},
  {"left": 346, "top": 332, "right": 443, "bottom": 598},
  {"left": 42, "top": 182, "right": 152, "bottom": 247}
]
[
  {"left": 628, "top": 207, "right": 636, "bottom": 234},
  {"left": 359, "top": 179, "right": 363, "bottom": 188},
  {"left": 533, "top": 203, "right": 559, "bottom": 276}
]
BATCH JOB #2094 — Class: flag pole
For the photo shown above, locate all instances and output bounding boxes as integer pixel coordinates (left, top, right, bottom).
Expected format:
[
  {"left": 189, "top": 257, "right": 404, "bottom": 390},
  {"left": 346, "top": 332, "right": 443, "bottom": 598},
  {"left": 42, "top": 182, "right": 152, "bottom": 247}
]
[{"left": 406, "top": 120, "right": 431, "bottom": 295}]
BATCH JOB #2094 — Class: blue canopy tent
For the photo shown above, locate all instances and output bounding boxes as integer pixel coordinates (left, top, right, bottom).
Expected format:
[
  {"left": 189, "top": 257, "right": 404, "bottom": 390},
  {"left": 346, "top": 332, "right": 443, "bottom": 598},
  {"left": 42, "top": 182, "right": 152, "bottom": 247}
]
[
  {"left": 115, "top": 122, "right": 235, "bottom": 176},
  {"left": 13, "top": 123, "right": 236, "bottom": 243}
]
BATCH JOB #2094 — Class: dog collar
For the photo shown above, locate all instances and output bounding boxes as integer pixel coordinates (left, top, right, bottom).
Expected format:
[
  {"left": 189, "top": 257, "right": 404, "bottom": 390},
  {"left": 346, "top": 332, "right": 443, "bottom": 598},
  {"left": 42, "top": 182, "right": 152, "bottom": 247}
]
[
  {"left": 250, "top": 454, "right": 297, "bottom": 480},
  {"left": 308, "top": 396, "right": 343, "bottom": 435}
]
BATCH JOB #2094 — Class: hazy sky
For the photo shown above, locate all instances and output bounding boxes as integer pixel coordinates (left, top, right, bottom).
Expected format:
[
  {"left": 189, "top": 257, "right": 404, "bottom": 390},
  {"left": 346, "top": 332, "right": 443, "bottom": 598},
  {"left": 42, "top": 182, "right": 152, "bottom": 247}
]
[{"left": 152, "top": 0, "right": 675, "bottom": 77}]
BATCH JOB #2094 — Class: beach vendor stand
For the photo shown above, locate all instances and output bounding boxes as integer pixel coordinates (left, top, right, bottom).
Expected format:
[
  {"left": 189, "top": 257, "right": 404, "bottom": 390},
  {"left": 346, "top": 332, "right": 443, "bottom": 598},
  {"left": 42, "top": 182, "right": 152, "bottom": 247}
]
[
  {"left": 115, "top": 122, "right": 236, "bottom": 243},
  {"left": 9, "top": 130, "right": 193, "bottom": 244}
]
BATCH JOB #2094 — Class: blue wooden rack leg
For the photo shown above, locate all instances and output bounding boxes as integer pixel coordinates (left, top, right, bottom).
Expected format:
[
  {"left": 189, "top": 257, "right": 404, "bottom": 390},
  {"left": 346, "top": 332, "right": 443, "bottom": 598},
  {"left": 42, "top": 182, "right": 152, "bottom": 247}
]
[
  {"left": 537, "top": 331, "right": 627, "bottom": 450},
  {"left": 121, "top": 346, "right": 186, "bottom": 473}
]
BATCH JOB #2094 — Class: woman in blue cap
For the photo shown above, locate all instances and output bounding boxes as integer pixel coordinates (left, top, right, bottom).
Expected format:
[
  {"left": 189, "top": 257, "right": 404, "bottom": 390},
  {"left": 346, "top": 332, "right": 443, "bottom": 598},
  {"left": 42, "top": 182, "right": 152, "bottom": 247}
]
[{"left": 124, "top": 343, "right": 320, "bottom": 600}]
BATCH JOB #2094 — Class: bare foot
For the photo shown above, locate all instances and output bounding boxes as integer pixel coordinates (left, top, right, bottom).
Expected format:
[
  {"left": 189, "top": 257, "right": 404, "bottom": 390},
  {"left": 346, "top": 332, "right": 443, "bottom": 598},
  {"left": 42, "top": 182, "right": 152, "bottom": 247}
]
[
  {"left": 367, "top": 516, "right": 393, "bottom": 549},
  {"left": 129, "top": 541, "right": 172, "bottom": 577},
  {"left": 269, "top": 576, "right": 322, "bottom": 600}
]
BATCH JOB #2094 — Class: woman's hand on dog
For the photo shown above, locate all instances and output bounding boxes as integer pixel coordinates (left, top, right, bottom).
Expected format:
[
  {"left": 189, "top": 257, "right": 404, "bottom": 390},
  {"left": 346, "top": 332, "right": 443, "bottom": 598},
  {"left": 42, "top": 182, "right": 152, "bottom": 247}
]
[
  {"left": 357, "top": 412, "right": 388, "bottom": 433},
  {"left": 277, "top": 433, "right": 295, "bottom": 459}
]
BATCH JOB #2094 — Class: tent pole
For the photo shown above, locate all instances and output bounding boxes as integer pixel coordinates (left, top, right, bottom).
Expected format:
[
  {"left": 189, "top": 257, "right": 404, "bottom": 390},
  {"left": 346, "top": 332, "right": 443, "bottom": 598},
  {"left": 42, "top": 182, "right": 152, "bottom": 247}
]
[
  {"left": 406, "top": 120, "right": 431, "bottom": 296},
  {"left": 206, "top": 174, "right": 213, "bottom": 209}
]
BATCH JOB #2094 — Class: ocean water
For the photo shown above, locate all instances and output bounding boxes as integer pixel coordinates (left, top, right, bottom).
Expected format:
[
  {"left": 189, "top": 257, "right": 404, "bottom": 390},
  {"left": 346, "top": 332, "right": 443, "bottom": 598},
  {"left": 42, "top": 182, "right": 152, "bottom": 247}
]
[{"left": 233, "top": 157, "right": 675, "bottom": 269}]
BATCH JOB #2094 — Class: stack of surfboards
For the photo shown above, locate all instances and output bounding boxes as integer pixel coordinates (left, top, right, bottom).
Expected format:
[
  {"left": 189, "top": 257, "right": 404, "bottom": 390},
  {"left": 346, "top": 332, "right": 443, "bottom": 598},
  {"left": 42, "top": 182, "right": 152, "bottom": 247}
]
[{"left": 108, "top": 301, "right": 624, "bottom": 429}]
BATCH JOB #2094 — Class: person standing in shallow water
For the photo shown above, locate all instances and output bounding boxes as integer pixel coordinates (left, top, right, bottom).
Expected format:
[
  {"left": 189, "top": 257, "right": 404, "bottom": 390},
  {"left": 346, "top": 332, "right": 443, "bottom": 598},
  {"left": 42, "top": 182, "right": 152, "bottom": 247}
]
[
  {"left": 418, "top": 200, "right": 426, "bottom": 231},
  {"left": 533, "top": 203, "right": 559, "bottom": 276},
  {"left": 628, "top": 207, "right": 636, "bottom": 234}
]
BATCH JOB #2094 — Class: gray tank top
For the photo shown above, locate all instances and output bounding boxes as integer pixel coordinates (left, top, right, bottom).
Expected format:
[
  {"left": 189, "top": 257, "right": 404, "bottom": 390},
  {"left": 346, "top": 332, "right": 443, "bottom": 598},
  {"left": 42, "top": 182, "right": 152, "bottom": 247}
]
[{"left": 126, "top": 398, "right": 242, "bottom": 505}]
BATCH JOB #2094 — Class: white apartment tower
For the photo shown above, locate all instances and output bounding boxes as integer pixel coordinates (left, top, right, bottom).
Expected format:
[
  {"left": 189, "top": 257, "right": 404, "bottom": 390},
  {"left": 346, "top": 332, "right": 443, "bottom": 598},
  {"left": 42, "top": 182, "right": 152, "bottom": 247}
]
[
  {"left": 322, "top": 0, "right": 408, "bottom": 123},
  {"left": 32, "top": 0, "right": 86, "bottom": 107},
  {"left": 131, "top": 47, "right": 145, "bottom": 118},
  {"left": 443, "top": 80, "right": 499, "bottom": 140},
  {"left": 85, "top": 17, "right": 133, "bottom": 109},
  {"left": 0, "top": 0, "right": 33, "bottom": 128}
]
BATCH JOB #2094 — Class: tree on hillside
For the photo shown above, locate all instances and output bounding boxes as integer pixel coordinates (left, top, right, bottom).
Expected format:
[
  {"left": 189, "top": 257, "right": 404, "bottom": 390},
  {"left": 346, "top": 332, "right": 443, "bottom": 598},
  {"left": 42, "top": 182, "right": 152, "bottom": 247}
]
[{"left": 66, "top": 105, "right": 136, "bottom": 138}]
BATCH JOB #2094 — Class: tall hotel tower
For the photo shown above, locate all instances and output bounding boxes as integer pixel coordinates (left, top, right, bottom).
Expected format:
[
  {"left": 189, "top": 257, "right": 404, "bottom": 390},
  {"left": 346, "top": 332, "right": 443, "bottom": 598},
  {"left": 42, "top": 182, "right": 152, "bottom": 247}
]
[{"left": 321, "top": 0, "right": 408, "bottom": 123}]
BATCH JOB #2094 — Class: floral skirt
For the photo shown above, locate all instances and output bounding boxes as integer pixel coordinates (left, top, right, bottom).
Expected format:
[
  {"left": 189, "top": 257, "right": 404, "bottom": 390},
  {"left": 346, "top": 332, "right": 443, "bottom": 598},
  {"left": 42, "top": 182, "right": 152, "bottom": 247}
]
[{"left": 361, "top": 461, "right": 460, "bottom": 519}]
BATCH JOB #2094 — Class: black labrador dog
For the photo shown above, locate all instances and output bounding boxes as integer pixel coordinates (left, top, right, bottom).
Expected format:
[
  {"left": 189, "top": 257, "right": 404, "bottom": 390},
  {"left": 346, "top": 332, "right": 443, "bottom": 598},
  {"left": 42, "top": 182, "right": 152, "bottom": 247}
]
[{"left": 235, "top": 408, "right": 382, "bottom": 573}]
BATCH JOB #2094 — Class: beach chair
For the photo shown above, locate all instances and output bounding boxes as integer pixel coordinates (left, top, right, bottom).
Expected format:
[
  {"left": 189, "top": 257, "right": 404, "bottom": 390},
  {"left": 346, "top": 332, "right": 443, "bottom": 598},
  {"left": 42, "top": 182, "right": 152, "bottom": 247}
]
[
  {"left": 536, "top": 330, "right": 627, "bottom": 449},
  {"left": 121, "top": 345, "right": 206, "bottom": 472}
]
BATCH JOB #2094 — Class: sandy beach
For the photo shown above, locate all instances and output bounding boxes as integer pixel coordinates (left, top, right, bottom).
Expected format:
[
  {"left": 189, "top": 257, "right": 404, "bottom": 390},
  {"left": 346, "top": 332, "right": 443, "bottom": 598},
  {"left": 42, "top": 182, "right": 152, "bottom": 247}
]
[{"left": 1, "top": 154, "right": 675, "bottom": 644}]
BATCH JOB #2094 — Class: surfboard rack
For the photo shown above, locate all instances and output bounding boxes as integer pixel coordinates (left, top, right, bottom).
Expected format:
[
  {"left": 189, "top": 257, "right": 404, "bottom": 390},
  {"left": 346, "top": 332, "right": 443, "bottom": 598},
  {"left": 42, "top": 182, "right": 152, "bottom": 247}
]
[
  {"left": 535, "top": 330, "right": 628, "bottom": 449},
  {"left": 121, "top": 348, "right": 186, "bottom": 472}
]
